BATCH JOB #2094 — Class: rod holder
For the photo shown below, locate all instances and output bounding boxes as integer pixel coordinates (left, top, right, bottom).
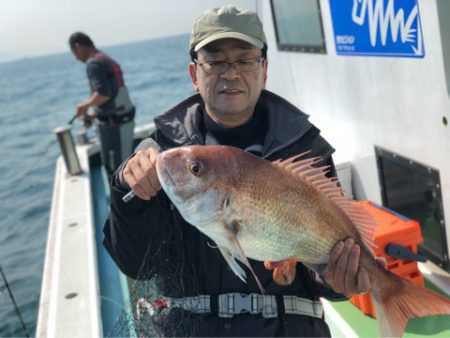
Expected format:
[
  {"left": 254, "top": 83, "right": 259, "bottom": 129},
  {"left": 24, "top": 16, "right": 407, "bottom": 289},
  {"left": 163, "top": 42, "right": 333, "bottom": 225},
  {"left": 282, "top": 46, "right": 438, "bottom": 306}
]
[{"left": 54, "top": 125, "right": 82, "bottom": 175}]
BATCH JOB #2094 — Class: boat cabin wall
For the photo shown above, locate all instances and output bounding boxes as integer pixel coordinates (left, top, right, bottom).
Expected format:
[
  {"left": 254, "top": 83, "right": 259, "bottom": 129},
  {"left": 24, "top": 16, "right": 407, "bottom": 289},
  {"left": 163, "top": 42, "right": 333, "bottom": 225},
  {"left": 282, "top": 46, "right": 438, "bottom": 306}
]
[{"left": 258, "top": 0, "right": 450, "bottom": 268}]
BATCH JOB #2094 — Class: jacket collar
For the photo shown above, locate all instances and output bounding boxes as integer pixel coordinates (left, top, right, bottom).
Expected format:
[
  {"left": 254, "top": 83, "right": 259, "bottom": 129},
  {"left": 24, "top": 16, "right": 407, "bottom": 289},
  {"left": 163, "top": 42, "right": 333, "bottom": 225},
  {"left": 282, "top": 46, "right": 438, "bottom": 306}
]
[
  {"left": 153, "top": 90, "right": 312, "bottom": 157},
  {"left": 154, "top": 94, "right": 204, "bottom": 146}
]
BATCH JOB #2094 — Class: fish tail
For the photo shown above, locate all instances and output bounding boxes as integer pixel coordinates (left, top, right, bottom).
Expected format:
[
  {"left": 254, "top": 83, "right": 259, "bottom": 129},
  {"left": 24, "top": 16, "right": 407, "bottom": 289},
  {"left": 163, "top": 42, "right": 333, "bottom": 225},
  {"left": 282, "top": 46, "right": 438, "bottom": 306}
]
[{"left": 372, "top": 271, "right": 450, "bottom": 337}]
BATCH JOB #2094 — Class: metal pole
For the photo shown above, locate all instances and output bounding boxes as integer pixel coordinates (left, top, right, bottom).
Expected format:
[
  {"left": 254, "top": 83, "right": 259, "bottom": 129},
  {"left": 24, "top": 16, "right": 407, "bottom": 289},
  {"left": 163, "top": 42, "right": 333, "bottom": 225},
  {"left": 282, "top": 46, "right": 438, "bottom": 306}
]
[{"left": 53, "top": 125, "right": 82, "bottom": 175}]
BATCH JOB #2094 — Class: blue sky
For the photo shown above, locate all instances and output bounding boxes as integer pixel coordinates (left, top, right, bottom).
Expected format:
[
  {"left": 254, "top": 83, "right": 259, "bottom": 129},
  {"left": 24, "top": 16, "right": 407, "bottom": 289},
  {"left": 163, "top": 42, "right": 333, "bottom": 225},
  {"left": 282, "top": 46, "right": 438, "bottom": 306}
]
[{"left": 0, "top": 0, "right": 256, "bottom": 61}]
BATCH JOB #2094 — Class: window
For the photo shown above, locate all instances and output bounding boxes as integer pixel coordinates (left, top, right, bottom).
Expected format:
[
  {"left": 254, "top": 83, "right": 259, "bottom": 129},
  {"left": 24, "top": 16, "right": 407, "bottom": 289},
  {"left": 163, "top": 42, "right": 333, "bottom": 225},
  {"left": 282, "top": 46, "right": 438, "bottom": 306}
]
[
  {"left": 270, "top": 0, "right": 326, "bottom": 53},
  {"left": 376, "top": 146, "right": 449, "bottom": 272}
]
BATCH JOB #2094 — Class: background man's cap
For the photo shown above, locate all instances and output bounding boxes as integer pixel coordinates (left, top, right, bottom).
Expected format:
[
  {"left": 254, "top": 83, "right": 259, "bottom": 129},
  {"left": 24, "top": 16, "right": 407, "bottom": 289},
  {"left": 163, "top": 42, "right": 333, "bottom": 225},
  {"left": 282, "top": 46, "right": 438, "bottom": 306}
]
[{"left": 190, "top": 5, "right": 267, "bottom": 52}]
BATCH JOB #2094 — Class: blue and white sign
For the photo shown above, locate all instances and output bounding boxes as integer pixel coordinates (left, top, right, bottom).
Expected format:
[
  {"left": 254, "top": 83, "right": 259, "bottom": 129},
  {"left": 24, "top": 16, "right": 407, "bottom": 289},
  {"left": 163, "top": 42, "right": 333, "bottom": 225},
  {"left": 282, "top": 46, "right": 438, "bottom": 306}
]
[{"left": 329, "top": 0, "right": 425, "bottom": 58}]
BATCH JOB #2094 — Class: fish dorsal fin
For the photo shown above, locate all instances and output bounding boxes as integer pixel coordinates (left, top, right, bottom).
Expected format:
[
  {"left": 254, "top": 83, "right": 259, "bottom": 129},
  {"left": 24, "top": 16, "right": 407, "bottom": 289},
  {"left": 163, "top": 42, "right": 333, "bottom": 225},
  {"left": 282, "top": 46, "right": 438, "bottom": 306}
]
[{"left": 273, "top": 153, "right": 376, "bottom": 250}]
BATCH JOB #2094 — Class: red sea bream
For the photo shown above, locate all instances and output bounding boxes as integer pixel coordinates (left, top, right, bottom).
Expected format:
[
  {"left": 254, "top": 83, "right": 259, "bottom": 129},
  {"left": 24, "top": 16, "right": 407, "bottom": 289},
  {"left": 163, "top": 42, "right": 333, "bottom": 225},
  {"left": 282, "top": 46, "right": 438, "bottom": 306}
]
[{"left": 156, "top": 145, "right": 450, "bottom": 337}]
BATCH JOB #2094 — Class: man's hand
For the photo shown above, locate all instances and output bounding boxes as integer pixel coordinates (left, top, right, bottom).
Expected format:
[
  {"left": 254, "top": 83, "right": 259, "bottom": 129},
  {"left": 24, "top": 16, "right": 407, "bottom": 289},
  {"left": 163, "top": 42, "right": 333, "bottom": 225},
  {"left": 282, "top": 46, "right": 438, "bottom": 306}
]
[
  {"left": 322, "top": 238, "right": 387, "bottom": 297},
  {"left": 122, "top": 147, "right": 161, "bottom": 200},
  {"left": 76, "top": 102, "right": 89, "bottom": 118},
  {"left": 77, "top": 92, "right": 109, "bottom": 118}
]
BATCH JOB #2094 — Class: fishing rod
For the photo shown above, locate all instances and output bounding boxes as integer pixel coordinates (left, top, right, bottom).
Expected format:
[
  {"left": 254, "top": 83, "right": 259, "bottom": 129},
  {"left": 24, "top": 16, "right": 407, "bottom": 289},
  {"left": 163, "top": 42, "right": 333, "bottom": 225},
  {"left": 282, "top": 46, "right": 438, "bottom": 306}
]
[
  {"left": 0, "top": 266, "right": 30, "bottom": 338},
  {"left": 68, "top": 113, "right": 78, "bottom": 125}
]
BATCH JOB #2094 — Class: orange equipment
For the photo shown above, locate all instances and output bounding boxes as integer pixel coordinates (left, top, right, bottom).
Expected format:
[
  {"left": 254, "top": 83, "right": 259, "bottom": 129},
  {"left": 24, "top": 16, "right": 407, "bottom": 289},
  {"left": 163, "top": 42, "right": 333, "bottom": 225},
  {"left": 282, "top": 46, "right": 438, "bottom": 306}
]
[{"left": 350, "top": 201, "right": 425, "bottom": 318}]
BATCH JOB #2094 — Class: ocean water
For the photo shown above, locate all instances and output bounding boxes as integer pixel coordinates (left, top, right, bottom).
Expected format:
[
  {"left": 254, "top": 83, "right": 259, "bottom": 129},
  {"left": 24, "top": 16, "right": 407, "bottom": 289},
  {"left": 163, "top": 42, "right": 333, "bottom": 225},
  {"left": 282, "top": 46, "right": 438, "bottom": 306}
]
[{"left": 0, "top": 34, "right": 194, "bottom": 337}]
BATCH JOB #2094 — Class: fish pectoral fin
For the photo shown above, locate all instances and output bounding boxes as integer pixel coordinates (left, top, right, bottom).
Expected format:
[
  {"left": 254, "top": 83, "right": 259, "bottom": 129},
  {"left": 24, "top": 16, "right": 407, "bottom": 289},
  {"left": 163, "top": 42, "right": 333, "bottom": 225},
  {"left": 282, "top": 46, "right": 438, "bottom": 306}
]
[
  {"left": 221, "top": 219, "right": 266, "bottom": 293},
  {"left": 218, "top": 246, "right": 247, "bottom": 283},
  {"left": 226, "top": 237, "right": 266, "bottom": 294},
  {"left": 264, "top": 258, "right": 297, "bottom": 286},
  {"left": 218, "top": 231, "right": 266, "bottom": 294}
]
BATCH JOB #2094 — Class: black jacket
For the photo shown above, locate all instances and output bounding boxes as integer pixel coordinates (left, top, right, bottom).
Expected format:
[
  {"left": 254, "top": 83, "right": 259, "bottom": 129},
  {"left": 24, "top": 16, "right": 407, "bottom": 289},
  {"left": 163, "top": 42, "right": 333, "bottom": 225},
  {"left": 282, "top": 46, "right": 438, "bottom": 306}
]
[{"left": 103, "top": 90, "right": 343, "bottom": 337}]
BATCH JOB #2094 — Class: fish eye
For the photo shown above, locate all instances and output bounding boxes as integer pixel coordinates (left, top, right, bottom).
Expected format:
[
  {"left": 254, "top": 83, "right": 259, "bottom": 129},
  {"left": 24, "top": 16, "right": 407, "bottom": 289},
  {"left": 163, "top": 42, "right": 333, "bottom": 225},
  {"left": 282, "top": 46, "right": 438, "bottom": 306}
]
[{"left": 189, "top": 162, "right": 203, "bottom": 176}]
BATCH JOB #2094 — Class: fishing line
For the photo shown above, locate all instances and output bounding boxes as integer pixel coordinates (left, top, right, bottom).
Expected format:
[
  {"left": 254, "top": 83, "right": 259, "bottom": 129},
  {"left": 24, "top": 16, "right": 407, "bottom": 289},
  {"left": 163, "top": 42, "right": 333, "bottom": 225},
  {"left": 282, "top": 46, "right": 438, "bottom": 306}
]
[
  {"left": 7, "top": 113, "right": 78, "bottom": 202},
  {"left": 7, "top": 137, "right": 58, "bottom": 199},
  {"left": 0, "top": 266, "right": 30, "bottom": 338},
  {"left": 206, "top": 241, "right": 219, "bottom": 249}
]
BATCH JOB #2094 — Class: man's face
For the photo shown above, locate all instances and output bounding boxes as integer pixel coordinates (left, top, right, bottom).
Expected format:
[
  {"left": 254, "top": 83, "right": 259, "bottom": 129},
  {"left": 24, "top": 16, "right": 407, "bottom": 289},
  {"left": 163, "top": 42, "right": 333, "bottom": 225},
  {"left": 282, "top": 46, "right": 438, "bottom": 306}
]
[
  {"left": 71, "top": 44, "right": 89, "bottom": 63},
  {"left": 189, "top": 38, "right": 268, "bottom": 127}
]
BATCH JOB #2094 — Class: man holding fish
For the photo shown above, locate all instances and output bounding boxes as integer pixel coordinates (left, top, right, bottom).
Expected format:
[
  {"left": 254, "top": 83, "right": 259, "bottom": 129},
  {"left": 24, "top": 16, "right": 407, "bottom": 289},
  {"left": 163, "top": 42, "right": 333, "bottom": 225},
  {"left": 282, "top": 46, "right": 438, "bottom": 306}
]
[{"left": 103, "top": 5, "right": 450, "bottom": 337}]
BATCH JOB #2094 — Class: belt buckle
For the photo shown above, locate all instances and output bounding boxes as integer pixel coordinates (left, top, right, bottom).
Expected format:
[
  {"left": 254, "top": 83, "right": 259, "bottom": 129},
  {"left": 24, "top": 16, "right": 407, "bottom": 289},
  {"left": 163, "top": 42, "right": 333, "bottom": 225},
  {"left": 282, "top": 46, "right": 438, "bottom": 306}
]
[
  {"left": 218, "top": 293, "right": 278, "bottom": 318},
  {"left": 219, "top": 293, "right": 254, "bottom": 318},
  {"left": 259, "top": 295, "right": 278, "bottom": 319}
]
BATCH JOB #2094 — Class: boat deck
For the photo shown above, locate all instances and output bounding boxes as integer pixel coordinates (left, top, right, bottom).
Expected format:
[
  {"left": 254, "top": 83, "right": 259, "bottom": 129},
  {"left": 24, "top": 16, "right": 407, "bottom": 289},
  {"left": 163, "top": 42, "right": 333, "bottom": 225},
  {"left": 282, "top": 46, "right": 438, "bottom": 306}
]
[
  {"left": 36, "top": 143, "right": 103, "bottom": 338},
  {"left": 36, "top": 125, "right": 154, "bottom": 338},
  {"left": 91, "top": 161, "right": 134, "bottom": 336},
  {"left": 37, "top": 123, "right": 450, "bottom": 337}
]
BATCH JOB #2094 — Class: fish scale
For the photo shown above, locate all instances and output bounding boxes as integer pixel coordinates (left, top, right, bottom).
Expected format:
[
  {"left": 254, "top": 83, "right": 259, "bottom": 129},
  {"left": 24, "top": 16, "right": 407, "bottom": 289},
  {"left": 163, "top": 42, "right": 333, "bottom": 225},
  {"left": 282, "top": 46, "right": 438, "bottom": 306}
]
[{"left": 233, "top": 171, "right": 348, "bottom": 263}]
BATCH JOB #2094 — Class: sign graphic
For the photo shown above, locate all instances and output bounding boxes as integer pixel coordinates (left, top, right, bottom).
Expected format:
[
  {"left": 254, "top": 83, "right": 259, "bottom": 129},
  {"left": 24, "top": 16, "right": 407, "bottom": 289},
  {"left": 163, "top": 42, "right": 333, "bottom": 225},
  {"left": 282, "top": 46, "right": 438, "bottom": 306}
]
[{"left": 329, "top": 0, "right": 425, "bottom": 57}]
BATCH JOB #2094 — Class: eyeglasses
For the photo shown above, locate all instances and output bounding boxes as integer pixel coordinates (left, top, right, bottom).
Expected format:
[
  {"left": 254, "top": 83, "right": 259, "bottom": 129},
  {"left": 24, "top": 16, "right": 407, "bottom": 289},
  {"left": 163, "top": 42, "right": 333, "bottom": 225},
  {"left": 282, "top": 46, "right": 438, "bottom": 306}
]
[{"left": 193, "top": 57, "right": 265, "bottom": 74}]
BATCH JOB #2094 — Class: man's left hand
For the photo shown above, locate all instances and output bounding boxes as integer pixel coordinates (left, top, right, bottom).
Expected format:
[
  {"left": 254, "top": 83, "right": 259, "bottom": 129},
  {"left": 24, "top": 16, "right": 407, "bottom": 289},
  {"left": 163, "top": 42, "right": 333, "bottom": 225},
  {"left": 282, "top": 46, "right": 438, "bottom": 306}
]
[{"left": 322, "top": 238, "right": 387, "bottom": 297}]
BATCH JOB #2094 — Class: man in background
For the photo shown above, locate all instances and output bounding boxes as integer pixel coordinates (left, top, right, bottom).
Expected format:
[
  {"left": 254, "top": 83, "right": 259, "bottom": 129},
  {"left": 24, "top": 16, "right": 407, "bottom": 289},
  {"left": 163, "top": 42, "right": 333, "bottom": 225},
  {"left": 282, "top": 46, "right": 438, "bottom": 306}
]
[{"left": 69, "top": 32, "right": 135, "bottom": 178}]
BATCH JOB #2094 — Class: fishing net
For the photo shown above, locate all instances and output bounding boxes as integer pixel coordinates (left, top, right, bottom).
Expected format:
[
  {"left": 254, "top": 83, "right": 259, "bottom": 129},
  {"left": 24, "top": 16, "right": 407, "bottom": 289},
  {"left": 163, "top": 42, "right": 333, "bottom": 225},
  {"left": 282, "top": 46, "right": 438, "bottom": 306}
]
[{"left": 105, "top": 227, "right": 202, "bottom": 337}]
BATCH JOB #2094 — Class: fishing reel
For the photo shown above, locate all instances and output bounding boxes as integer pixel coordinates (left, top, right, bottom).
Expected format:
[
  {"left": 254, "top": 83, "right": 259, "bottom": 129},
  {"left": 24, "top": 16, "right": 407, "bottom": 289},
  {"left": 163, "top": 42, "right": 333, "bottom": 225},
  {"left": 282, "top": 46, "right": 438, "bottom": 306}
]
[{"left": 83, "top": 113, "right": 95, "bottom": 129}]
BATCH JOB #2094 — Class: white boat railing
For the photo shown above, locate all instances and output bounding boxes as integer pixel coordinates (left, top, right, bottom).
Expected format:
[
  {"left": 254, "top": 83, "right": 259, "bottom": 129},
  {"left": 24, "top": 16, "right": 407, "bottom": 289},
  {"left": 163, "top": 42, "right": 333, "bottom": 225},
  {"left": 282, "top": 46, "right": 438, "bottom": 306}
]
[
  {"left": 36, "top": 123, "right": 155, "bottom": 338},
  {"left": 36, "top": 141, "right": 102, "bottom": 338}
]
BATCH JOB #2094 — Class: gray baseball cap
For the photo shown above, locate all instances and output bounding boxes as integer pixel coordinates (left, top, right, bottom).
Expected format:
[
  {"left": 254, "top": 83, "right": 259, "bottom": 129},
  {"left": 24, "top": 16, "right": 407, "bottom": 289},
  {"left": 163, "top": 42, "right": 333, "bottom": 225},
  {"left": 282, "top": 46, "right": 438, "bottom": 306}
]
[{"left": 189, "top": 5, "right": 267, "bottom": 52}]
